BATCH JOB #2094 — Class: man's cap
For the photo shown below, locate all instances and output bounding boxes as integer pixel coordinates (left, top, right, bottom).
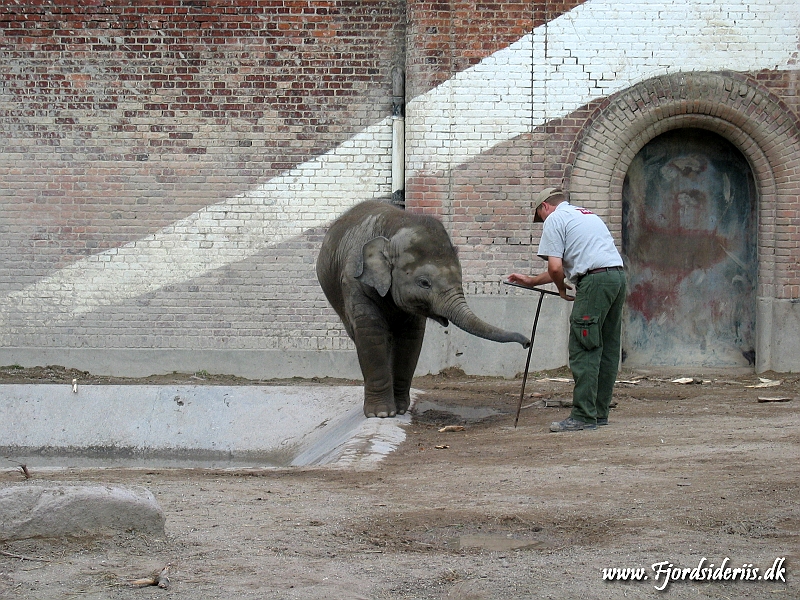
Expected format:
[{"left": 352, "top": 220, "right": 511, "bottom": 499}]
[{"left": 533, "top": 187, "right": 563, "bottom": 222}]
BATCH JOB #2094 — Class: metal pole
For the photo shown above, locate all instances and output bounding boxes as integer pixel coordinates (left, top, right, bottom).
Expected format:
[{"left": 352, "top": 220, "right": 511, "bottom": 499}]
[
  {"left": 502, "top": 282, "right": 560, "bottom": 428},
  {"left": 515, "top": 290, "right": 544, "bottom": 427},
  {"left": 390, "top": 66, "right": 405, "bottom": 208}
]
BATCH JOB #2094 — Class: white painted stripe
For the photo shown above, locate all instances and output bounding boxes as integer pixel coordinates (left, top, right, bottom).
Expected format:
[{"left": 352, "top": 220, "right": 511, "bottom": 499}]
[
  {"left": 0, "top": 121, "right": 393, "bottom": 326},
  {"left": 1, "top": 0, "right": 797, "bottom": 329},
  {"left": 406, "top": 0, "right": 800, "bottom": 174}
]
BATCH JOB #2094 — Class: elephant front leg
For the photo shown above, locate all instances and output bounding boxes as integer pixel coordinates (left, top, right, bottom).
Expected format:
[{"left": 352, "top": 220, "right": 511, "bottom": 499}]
[
  {"left": 391, "top": 315, "right": 426, "bottom": 415},
  {"left": 352, "top": 315, "right": 396, "bottom": 418}
]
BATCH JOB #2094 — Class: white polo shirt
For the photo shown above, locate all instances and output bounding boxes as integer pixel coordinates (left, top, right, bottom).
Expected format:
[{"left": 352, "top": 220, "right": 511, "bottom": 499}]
[{"left": 537, "top": 202, "right": 623, "bottom": 282}]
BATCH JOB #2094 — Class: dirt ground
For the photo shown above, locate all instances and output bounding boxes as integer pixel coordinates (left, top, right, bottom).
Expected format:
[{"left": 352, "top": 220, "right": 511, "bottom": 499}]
[{"left": 0, "top": 365, "right": 797, "bottom": 599}]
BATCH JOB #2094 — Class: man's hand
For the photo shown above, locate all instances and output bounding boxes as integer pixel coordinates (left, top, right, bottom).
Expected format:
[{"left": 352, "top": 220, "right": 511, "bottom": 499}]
[
  {"left": 506, "top": 271, "right": 554, "bottom": 289},
  {"left": 507, "top": 269, "right": 574, "bottom": 300},
  {"left": 506, "top": 273, "right": 534, "bottom": 288}
]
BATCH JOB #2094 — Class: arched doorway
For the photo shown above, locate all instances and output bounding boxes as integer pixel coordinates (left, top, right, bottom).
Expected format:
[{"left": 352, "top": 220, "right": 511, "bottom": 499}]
[
  {"left": 621, "top": 128, "right": 757, "bottom": 367},
  {"left": 566, "top": 72, "right": 800, "bottom": 372}
]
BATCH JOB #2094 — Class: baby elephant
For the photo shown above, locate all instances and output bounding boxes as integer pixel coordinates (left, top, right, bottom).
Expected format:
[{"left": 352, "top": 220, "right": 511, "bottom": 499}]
[{"left": 316, "top": 201, "right": 530, "bottom": 418}]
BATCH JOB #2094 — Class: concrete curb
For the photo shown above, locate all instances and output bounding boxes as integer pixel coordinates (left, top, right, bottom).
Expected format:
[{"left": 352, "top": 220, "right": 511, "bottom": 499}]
[{"left": 0, "top": 385, "right": 412, "bottom": 468}]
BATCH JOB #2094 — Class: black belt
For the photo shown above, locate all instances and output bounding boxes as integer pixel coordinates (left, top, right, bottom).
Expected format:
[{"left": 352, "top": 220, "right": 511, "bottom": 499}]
[
  {"left": 586, "top": 266, "right": 623, "bottom": 275},
  {"left": 575, "top": 265, "right": 623, "bottom": 284}
]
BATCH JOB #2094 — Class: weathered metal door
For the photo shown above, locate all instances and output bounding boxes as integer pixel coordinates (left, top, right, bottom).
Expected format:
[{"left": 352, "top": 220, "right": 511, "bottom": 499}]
[{"left": 621, "top": 128, "right": 757, "bottom": 368}]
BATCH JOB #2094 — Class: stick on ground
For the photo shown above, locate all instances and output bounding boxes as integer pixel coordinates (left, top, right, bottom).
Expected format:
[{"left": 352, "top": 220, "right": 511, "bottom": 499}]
[
  {"left": 128, "top": 564, "right": 172, "bottom": 589},
  {"left": 0, "top": 550, "right": 51, "bottom": 562}
]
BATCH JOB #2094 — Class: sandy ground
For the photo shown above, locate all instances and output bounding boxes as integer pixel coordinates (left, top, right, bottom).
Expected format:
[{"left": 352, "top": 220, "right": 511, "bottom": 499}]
[{"left": 0, "top": 366, "right": 797, "bottom": 599}]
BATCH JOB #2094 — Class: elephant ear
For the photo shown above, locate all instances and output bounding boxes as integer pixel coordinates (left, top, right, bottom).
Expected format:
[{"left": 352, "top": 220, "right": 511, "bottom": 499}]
[{"left": 356, "top": 236, "right": 391, "bottom": 297}]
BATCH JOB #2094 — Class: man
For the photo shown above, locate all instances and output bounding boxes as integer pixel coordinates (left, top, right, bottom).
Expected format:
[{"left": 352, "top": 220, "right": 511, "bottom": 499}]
[{"left": 507, "top": 187, "right": 626, "bottom": 432}]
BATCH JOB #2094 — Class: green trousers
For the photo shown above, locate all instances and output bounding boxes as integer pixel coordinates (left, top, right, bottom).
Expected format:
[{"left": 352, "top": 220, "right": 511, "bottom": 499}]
[{"left": 568, "top": 269, "right": 627, "bottom": 425}]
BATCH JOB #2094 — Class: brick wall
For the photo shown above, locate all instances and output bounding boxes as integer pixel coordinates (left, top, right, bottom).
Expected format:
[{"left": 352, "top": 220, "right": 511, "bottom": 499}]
[
  {"left": 1, "top": 0, "right": 799, "bottom": 376},
  {"left": 0, "top": 0, "right": 404, "bottom": 372},
  {"left": 405, "top": 0, "right": 800, "bottom": 298}
]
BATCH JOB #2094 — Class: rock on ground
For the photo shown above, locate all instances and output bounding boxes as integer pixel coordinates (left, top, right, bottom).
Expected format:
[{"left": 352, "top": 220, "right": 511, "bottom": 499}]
[{"left": 0, "top": 484, "right": 165, "bottom": 541}]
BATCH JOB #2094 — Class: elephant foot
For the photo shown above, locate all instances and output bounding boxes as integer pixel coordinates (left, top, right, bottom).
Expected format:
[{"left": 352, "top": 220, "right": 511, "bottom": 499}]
[
  {"left": 364, "top": 400, "right": 397, "bottom": 419},
  {"left": 366, "top": 411, "right": 396, "bottom": 418},
  {"left": 394, "top": 399, "right": 410, "bottom": 415}
]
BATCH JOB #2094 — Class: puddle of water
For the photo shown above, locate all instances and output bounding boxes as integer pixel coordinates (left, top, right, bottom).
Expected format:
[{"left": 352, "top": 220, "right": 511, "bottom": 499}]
[
  {"left": 449, "top": 534, "right": 554, "bottom": 552},
  {"left": 413, "top": 400, "right": 501, "bottom": 420}
]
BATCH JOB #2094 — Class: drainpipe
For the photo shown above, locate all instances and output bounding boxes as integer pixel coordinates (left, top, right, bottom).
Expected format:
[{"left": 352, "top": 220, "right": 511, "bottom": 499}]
[{"left": 391, "top": 66, "right": 405, "bottom": 208}]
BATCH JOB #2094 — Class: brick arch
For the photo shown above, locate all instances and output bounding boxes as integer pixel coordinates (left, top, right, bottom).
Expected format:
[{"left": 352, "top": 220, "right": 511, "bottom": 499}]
[{"left": 564, "top": 71, "right": 800, "bottom": 302}]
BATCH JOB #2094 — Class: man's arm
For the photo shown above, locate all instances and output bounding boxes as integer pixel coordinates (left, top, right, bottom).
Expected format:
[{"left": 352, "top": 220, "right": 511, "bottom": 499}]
[
  {"left": 547, "top": 257, "right": 574, "bottom": 301},
  {"left": 506, "top": 271, "right": 553, "bottom": 288}
]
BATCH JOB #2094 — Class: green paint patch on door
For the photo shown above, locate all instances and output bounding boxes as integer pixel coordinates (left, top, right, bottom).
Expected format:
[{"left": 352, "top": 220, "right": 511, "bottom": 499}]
[{"left": 622, "top": 129, "right": 757, "bottom": 368}]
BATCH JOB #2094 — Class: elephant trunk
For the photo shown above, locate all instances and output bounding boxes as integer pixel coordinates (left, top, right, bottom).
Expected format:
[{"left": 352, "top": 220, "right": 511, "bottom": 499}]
[{"left": 434, "top": 291, "right": 530, "bottom": 348}]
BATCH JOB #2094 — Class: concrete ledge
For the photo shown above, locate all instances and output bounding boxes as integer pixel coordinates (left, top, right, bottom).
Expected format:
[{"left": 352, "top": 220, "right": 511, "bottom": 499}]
[
  {"left": 757, "top": 297, "right": 800, "bottom": 373},
  {"left": 0, "top": 385, "right": 411, "bottom": 468}
]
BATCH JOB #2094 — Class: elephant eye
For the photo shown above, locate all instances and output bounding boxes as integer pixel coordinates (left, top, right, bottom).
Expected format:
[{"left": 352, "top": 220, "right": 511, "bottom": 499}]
[{"left": 416, "top": 277, "right": 432, "bottom": 290}]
